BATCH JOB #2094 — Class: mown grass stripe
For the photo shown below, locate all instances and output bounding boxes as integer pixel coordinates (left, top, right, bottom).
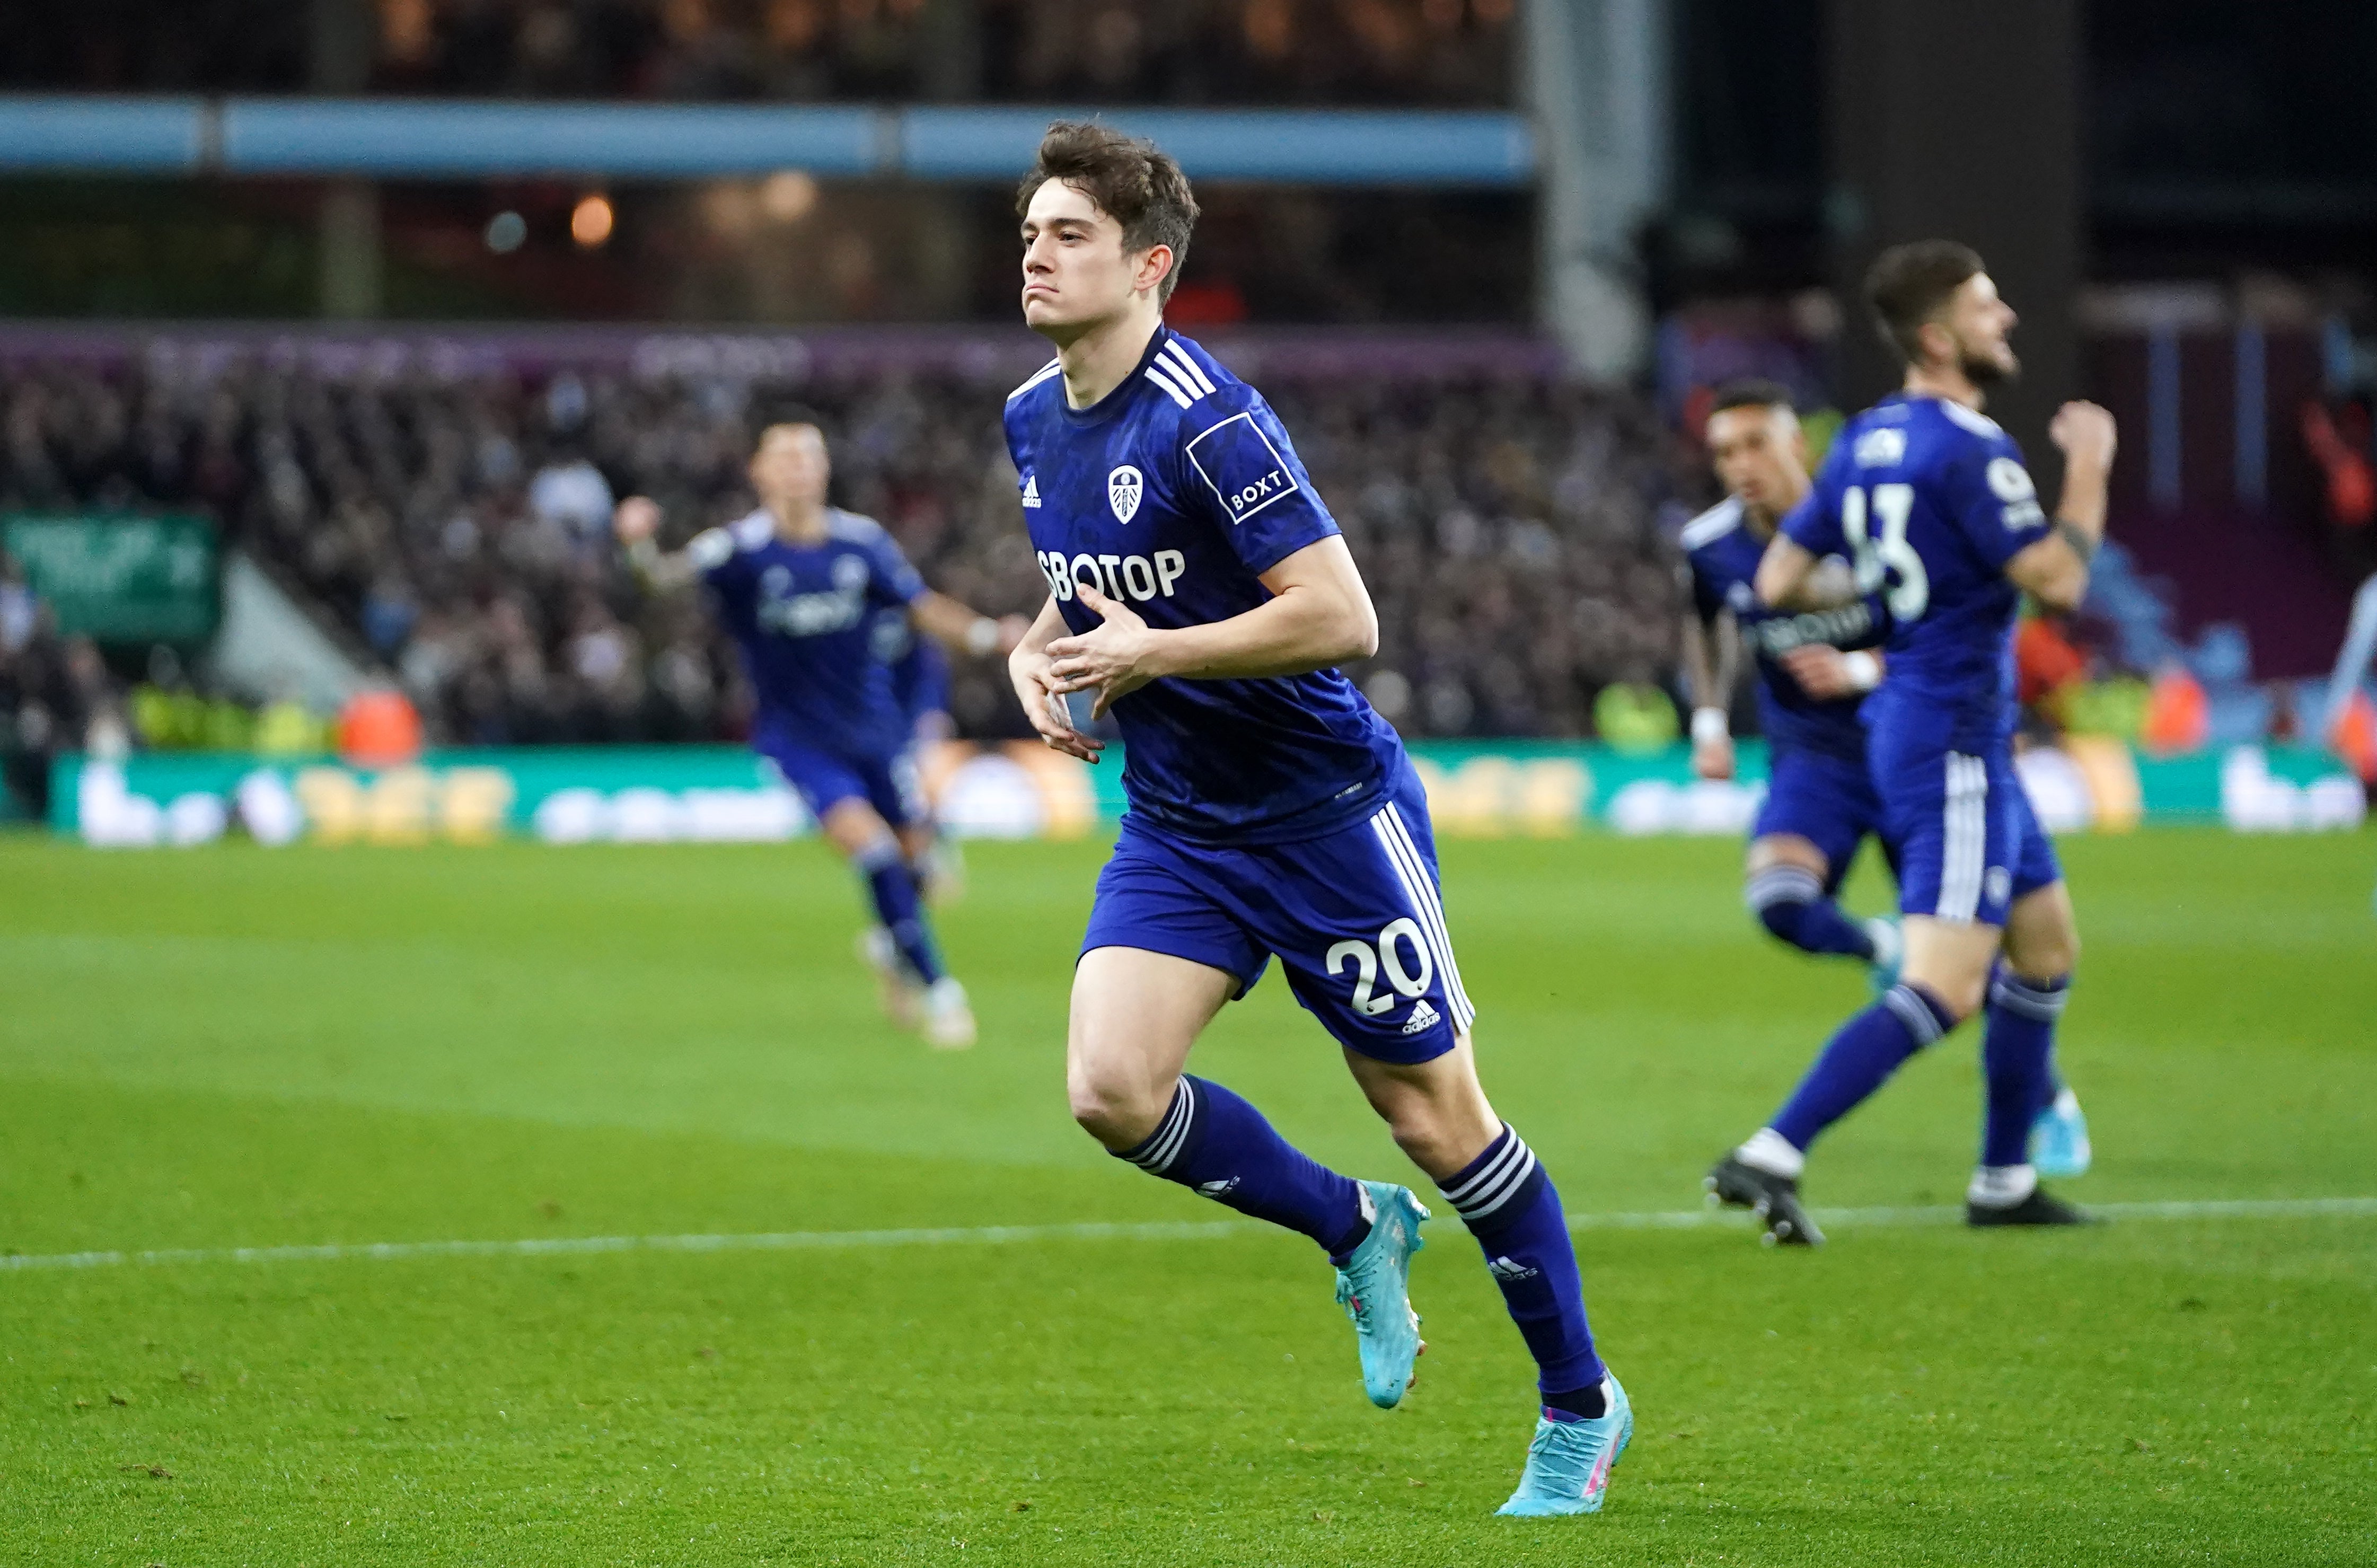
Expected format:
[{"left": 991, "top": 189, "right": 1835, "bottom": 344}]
[{"left": 6, "top": 1196, "right": 2373, "bottom": 1275}]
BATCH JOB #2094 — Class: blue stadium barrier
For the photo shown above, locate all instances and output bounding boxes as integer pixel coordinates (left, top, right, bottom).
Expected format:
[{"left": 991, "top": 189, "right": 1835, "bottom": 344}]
[
  {"left": 0, "top": 96, "right": 206, "bottom": 170},
  {"left": 221, "top": 100, "right": 884, "bottom": 178},
  {"left": 902, "top": 107, "right": 1533, "bottom": 185},
  {"left": 0, "top": 95, "right": 1533, "bottom": 186}
]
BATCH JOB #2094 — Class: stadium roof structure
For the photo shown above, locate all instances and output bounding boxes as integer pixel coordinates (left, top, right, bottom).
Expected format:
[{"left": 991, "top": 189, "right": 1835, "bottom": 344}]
[{"left": 0, "top": 95, "right": 1534, "bottom": 187}]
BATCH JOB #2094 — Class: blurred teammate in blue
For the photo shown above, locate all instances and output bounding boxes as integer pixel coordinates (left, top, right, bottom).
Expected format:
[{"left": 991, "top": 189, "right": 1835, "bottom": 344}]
[
  {"left": 1000, "top": 121, "right": 1630, "bottom": 1516},
  {"left": 867, "top": 605, "right": 966, "bottom": 901},
  {"left": 614, "top": 419, "right": 1017, "bottom": 1049},
  {"left": 1708, "top": 242, "right": 2109, "bottom": 1243},
  {"left": 1679, "top": 380, "right": 1904, "bottom": 985}
]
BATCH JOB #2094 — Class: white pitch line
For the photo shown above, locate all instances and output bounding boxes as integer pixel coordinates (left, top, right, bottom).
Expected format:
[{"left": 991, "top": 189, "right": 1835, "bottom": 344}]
[{"left": 4, "top": 1197, "right": 2373, "bottom": 1277}]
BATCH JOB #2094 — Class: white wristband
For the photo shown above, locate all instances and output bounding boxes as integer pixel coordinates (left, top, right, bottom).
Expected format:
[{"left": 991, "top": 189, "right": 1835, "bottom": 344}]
[
  {"left": 965, "top": 616, "right": 999, "bottom": 657},
  {"left": 1841, "top": 651, "right": 1882, "bottom": 692},
  {"left": 1691, "top": 707, "right": 1730, "bottom": 747}
]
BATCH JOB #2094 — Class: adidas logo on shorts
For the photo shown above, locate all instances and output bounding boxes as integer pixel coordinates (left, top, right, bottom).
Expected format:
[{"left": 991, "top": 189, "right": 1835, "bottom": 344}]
[{"left": 1402, "top": 1000, "right": 1442, "bottom": 1035}]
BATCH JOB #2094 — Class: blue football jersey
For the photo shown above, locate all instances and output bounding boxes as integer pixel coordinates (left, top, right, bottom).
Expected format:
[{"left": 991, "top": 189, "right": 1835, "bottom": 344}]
[
  {"left": 869, "top": 605, "right": 950, "bottom": 730},
  {"left": 1005, "top": 327, "right": 1405, "bottom": 845},
  {"left": 1681, "top": 496, "right": 1886, "bottom": 765},
  {"left": 1781, "top": 393, "right": 2053, "bottom": 752},
  {"left": 689, "top": 507, "right": 926, "bottom": 759}
]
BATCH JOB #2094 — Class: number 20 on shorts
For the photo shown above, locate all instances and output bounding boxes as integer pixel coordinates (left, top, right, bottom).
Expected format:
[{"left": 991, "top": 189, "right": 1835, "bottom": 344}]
[{"left": 1326, "top": 919, "right": 1435, "bottom": 1016}]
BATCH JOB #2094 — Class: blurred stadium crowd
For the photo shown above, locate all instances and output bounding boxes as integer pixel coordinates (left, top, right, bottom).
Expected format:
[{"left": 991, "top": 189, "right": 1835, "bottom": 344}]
[
  {"left": 3, "top": 0, "right": 1515, "bottom": 105},
  {"left": 0, "top": 359, "right": 1694, "bottom": 756}
]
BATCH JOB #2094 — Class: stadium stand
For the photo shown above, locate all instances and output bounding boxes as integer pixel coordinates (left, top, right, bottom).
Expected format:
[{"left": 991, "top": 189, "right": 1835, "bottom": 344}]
[{"left": 0, "top": 350, "right": 1694, "bottom": 750}]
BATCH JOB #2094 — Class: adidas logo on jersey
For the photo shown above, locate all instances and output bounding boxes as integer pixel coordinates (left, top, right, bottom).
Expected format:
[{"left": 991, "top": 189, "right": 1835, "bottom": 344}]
[
  {"left": 1020, "top": 474, "right": 1042, "bottom": 508},
  {"left": 1402, "top": 999, "right": 1442, "bottom": 1035},
  {"left": 1487, "top": 1256, "right": 1538, "bottom": 1282},
  {"left": 1196, "top": 1178, "right": 1240, "bottom": 1199}
]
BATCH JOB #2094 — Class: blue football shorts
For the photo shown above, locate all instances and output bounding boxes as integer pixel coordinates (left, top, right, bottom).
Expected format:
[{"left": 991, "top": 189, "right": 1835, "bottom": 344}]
[
  {"left": 1754, "top": 745, "right": 1899, "bottom": 894},
  {"left": 754, "top": 730, "right": 923, "bottom": 831},
  {"left": 1874, "top": 737, "right": 2062, "bottom": 927},
  {"left": 1080, "top": 763, "right": 1473, "bottom": 1065}
]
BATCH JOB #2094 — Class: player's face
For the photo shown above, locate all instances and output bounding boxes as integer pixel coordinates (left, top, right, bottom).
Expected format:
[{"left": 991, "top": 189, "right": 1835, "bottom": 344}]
[
  {"left": 1705, "top": 403, "right": 1806, "bottom": 519},
  {"left": 749, "top": 425, "right": 829, "bottom": 512},
  {"left": 1018, "top": 179, "right": 1165, "bottom": 336},
  {"left": 1940, "top": 272, "right": 2020, "bottom": 384}
]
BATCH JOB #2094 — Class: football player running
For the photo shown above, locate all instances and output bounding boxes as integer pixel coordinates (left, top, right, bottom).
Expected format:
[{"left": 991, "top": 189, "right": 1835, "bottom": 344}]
[
  {"left": 615, "top": 419, "right": 1017, "bottom": 1048},
  {"left": 1002, "top": 121, "right": 1630, "bottom": 1516},
  {"left": 1680, "top": 379, "right": 1904, "bottom": 986},
  {"left": 1708, "top": 242, "right": 2109, "bottom": 1244}
]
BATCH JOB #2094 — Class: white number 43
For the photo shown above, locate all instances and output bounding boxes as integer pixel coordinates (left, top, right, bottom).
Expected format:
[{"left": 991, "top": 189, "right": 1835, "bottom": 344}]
[{"left": 1327, "top": 918, "right": 1434, "bottom": 1016}]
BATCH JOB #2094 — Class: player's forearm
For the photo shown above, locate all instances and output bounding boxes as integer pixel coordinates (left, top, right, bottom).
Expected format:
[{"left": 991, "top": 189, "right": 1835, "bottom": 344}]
[
  {"left": 1679, "top": 616, "right": 1722, "bottom": 712},
  {"left": 1753, "top": 536, "right": 1818, "bottom": 610},
  {"left": 1713, "top": 615, "right": 1742, "bottom": 702},
  {"left": 624, "top": 538, "right": 699, "bottom": 593},
  {"left": 912, "top": 592, "right": 1004, "bottom": 657},
  {"left": 1145, "top": 587, "right": 1377, "bottom": 681},
  {"left": 1015, "top": 596, "right": 1068, "bottom": 658},
  {"left": 2055, "top": 456, "right": 2111, "bottom": 548},
  {"left": 2019, "top": 458, "right": 2112, "bottom": 612}
]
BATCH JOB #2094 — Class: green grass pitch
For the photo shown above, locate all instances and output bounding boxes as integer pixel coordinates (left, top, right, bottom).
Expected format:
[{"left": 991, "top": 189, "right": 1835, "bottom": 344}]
[{"left": 2, "top": 827, "right": 2372, "bottom": 1565}]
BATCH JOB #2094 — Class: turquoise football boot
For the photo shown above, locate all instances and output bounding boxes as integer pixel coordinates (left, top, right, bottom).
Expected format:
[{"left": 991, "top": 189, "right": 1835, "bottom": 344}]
[
  {"left": 1497, "top": 1374, "right": 1634, "bottom": 1517},
  {"left": 1865, "top": 915, "right": 1904, "bottom": 997},
  {"left": 1332, "top": 1181, "right": 1428, "bottom": 1409},
  {"left": 2029, "top": 1086, "right": 2093, "bottom": 1178}
]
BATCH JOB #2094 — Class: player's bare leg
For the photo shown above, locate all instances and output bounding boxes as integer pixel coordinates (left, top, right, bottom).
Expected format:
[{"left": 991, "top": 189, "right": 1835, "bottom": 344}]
[
  {"left": 1067, "top": 946, "right": 1424, "bottom": 1406},
  {"left": 1745, "top": 834, "right": 1898, "bottom": 981},
  {"left": 1345, "top": 1038, "right": 1630, "bottom": 1514},
  {"left": 821, "top": 798, "right": 972, "bottom": 1046},
  {"left": 1066, "top": 946, "right": 1229, "bottom": 1149}
]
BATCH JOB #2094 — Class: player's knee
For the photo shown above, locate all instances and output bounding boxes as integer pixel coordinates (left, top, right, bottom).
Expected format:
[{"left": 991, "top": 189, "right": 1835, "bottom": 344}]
[
  {"left": 1065, "top": 1061, "right": 1164, "bottom": 1150},
  {"left": 1922, "top": 973, "right": 1988, "bottom": 1023},
  {"left": 2009, "top": 927, "right": 2079, "bottom": 982}
]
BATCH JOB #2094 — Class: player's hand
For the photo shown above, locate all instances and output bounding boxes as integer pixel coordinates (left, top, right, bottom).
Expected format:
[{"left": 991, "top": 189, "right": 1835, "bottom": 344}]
[
  {"left": 1008, "top": 643, "right": 1104, "bottom": 763},
  {"left": 2049, "top": 401, "right": 2118, "bottom": 472},
  {"left": 1692, "top": 734, "right": 1736, "bottom": 781},
  {"left": 1045, "top": 584, "right": 1169, "bottom": 721},
  {"left": 613, "top": 495, "right": 662, "bottom": 545},
  {"left": 1779, "top": 643, "right": 1861, "bottom": 700}
]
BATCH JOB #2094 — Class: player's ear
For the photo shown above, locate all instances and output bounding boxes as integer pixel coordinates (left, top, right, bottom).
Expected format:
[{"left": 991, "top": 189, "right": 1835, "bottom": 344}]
[
  {"left": 1916, "top": 315, "right": 1954, "bottom": 368},
  {"left": 1134, "top": 243, "right": 1174, "bottom": 299}
]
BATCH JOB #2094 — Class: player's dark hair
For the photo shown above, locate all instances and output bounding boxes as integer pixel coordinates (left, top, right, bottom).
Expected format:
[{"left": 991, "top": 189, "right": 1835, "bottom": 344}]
[
  {"left": 750, "top": 402, "right": 827, "bottom": 453},
  {"left": 1864, "top": 240, "right": 1986, "bottom": 364},
  {"left": 1018, "top": 120, "right": 1199, "bottom": 304},
  {"left": 1707, "top": 378, "right": 1797, "bottom": 418}
]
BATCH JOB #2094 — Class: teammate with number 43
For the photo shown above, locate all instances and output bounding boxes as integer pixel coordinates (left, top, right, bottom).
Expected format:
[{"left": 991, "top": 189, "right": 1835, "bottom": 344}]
[
  {"left": 1707, "top": 242, "right": 2108, "bottom": 1244},
  {"left": 1001, "top": 121, "right": 1630, "bottom": 1517}
]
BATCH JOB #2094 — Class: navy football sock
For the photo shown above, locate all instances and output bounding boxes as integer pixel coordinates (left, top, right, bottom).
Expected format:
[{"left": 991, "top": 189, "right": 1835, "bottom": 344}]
[
  {"left": 1980, "top": 968, "right": 2068, "bottom": 1169},
  {"left": 1115, "top": 1077, "right": 1369, "bottom": 1257},
  {"left": 853, "top": 836, "right": 944, "bottom": 985},
  {"left": 1769, "top": 983, "right": 1960, "bottom": 1152},
  {"left": 1746, "top": 865, "right": 1876, "bottom": 960},
  {"left": 1437, "top": 1125, "right": 1605, "bottom": 1404}
]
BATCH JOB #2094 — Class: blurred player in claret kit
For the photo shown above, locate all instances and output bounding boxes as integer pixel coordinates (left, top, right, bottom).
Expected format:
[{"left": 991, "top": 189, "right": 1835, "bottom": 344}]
[
  {"left": 614, "top": 419, "right": 1019, "bottom": 1049},
  {"left": 1679, "top": 379, "right": 1904, "bottom": 985},
  {"left": 1707, "top": 242, "right": 2109, "bottom": 1244},
  {"left": 1000, "top": 121, "right": 1632, "bottom": 1516}
]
